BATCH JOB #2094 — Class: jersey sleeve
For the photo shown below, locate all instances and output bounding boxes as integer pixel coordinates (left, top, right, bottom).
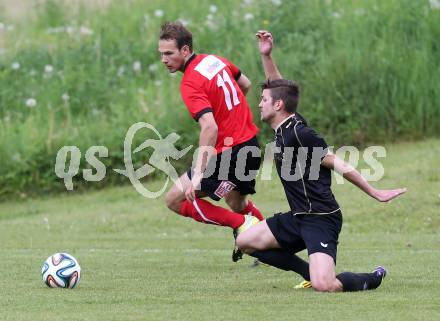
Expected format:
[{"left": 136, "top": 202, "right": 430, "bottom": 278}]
[
  {"left": 180, "top": 79, "right": 213, "bottom": 121},
  {"left": 293, "top": 124, "right": 329, "bottom": 161},
  {"left": 218, "top": 56, "right": 241, "bottom": 81}
]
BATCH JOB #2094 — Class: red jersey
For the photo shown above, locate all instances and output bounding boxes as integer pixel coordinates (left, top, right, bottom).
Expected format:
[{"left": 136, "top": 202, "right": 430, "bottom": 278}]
[{"left": 180, "top": 54, "right": 259, "bottom": 153}]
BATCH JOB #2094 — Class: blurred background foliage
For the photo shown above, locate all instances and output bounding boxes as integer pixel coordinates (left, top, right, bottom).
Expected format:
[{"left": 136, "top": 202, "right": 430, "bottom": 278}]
[{"left": 0, "top": 0, "right": 439, "bottom": 197}]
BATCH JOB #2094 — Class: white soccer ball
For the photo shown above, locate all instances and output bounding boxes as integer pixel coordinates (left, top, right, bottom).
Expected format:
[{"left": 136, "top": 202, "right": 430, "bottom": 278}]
[{"left": 41, "top": 253, "right": 81, "bottom": 288}]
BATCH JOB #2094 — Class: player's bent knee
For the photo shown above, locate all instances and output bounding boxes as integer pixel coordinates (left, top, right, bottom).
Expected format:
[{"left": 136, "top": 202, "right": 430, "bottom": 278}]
[
  {"left": 312, "top": 279, "right": 337, "bottom": 292},
  {"left": 312, "top": 282, "right": 331, "bottom": 292}
]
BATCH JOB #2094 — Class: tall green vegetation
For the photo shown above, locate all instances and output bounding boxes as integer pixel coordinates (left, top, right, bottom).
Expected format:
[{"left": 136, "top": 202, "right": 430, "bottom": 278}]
[{"left": 0, "top": 0, "right": 438, "bottom": 196}]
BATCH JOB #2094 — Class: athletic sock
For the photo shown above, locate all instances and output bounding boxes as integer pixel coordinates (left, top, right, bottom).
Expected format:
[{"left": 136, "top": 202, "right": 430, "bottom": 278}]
[
  {"left": 336, "top": 272, "right": 383, "bottom": 292},
  {"left": 240, "top": 200, "right": 264, "bottom": 221},
  {"left": 179, "top": 199, "right": 245, "bottom": 229},
  {"left": 250, "top": 249, "right": 310, "bottom": 281}
]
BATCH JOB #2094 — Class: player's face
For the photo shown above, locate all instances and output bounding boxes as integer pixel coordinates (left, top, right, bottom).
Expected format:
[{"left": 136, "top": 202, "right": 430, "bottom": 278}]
[
  {"left": 158, "top": 39, "right": 189, "bottom": 73},
  {"left": 259, "top": 89, "right": 277, "bottom": 122}
]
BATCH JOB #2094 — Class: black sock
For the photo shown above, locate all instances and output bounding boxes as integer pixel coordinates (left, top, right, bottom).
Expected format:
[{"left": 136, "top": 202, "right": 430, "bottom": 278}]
[
  {"left": 336, "top": 272, "right": 383, "bottom": 292},
  {"left": 250, "top": 249, "right": 310, "bottom": 281}
]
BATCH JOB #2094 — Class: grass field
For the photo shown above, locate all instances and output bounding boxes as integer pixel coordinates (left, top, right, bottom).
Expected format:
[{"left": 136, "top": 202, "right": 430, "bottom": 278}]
[{"left": 0, "top": 139, "right": 439, "bottom": 321}]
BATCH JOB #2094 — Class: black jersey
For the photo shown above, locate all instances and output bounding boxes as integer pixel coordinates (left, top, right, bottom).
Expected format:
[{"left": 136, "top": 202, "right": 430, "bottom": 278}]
[{"left": 274, "top": 113, "right": 340, "bottom": 215}]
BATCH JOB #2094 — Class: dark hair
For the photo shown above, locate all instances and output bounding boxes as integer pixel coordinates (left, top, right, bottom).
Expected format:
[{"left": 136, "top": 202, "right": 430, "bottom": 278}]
[
  {"left": 261, "top": 79, "right": 299, "bottom": 113},
  {"left": 159, "top": 21, "right": 193, "bottom": 51}
]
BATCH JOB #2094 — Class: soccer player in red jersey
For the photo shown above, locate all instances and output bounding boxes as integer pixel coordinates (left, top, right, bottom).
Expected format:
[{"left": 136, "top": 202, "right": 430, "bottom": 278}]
[{"left": 158, "top": 22, "right": 263, "bottom": 261}]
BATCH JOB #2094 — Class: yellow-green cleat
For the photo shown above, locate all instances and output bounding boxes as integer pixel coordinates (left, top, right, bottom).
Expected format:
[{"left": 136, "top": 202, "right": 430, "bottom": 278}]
[
  {"left": 294, "top": 280, "right": 312, "bottom": 289},
  {"left": 236, "top": 215, "right": 260, "bottom": 235}
]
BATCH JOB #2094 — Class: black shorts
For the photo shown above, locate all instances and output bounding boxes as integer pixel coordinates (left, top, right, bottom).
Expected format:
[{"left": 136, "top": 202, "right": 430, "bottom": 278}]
[
  {"left": 187, "top": 136, "right": 261, "bottom": 201},
  {"left": 266, "top": 211, "right": 343, "bottom": 263}
]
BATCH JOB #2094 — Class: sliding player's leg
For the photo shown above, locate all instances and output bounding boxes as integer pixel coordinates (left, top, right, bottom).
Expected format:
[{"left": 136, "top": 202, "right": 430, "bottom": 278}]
[{"left": 236, "top": 216, "right": 310, "bottom": 282}]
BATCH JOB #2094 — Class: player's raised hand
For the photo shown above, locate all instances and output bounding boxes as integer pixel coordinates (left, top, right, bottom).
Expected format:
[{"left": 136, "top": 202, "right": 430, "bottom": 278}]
[
  {"left": 185, "top": 184, "right": 196, "bottom": 202},
  {"left": 256, "top": 30, "right": 273, "bottom": 56},
  {"left": 371, "top": 187, "right": 407, "bottom": 202},
  {"left": 185, "top": 174, "right": 202, "bottom": 202}
]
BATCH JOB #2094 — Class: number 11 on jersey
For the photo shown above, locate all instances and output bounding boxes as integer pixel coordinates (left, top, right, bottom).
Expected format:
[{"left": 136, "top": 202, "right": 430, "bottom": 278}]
[{"left": 217, "top": 70, "right": 240, "bottom": 111}]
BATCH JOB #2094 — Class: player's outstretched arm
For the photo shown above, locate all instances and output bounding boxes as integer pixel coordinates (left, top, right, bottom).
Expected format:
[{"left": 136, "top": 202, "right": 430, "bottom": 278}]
[
  {"left": 321, "top": 152, "right": 407, "bottom": 202},
  {"left": 256, "top": 30, "right": 283, "bottom": 80}
]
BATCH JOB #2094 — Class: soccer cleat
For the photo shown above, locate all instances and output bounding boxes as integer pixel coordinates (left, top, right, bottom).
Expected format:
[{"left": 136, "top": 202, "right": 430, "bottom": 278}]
[
  {"left": 294, "top": 280, "right": 312, "bottom": 289},
  {"left": 232, "top": 230, "right": 242, "bottom": 262},
  {"left": 232, "top": 215, "right": 259, "bottom": 262},
  {"left": 372, "top": 266, "right": 387, "bottom": 281},
  {"left": 232, "top": 247, "right": 243, "bottom": 262}
]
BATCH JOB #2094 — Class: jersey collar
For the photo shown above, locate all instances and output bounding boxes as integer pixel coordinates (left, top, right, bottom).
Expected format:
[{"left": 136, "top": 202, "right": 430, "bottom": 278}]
[
  {"left": 182, "top": 53, "right": 197, "bottom": 72},
  {"left": 275, "top": 113, "right": 296, "bottom": 132}
]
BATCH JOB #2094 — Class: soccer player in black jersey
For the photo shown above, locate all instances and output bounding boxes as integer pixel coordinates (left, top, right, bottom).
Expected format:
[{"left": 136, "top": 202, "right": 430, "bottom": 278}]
[{"left": 235, "top": 31, "right": 407, "bottom": 292}]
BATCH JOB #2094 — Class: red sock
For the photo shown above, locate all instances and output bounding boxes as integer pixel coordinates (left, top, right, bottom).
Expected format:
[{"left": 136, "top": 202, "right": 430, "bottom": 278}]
[
  {"left": 179, "top": 199, "right": 245, "bottom": 229},
  {"left": 240, "top": 200, "right": 264, "bottom": 221}
]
